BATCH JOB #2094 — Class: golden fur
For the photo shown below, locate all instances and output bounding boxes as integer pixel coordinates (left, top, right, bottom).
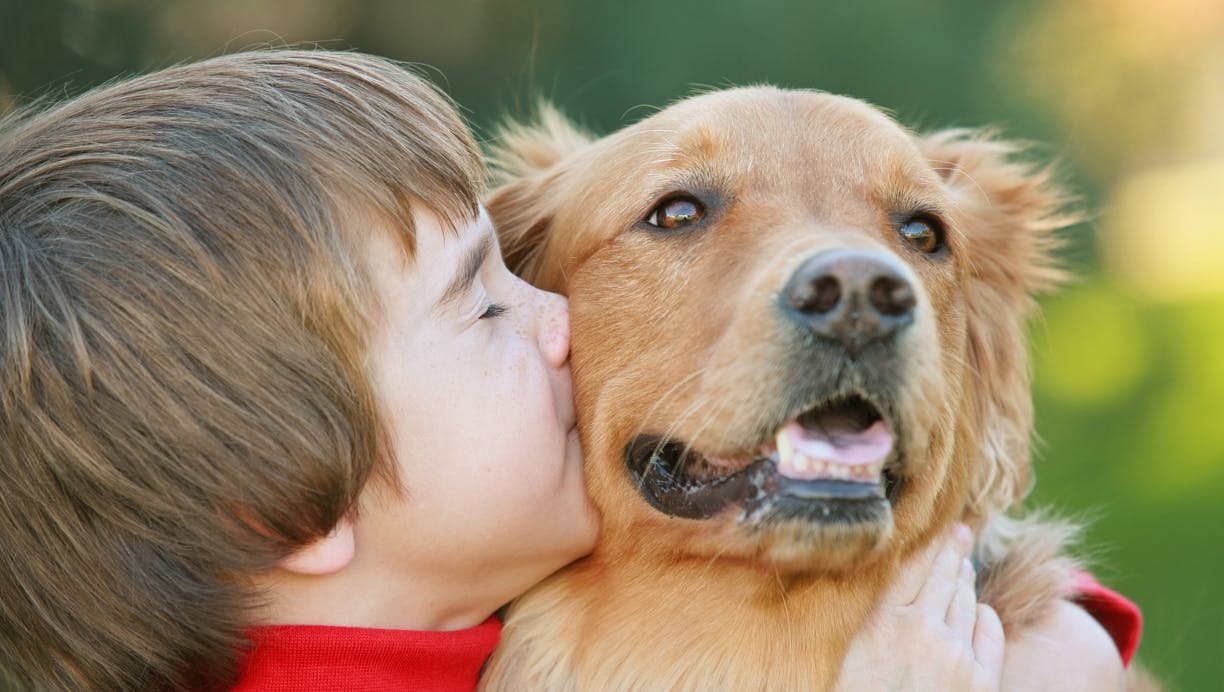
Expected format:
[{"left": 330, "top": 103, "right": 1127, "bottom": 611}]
[{"left": 481, "top": 87, "right": 1144, "bottom": 691}]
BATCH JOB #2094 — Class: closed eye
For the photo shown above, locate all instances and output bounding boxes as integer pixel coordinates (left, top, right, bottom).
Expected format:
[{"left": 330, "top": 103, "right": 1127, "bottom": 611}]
[{"left": 479, "top": 302, "right": 508, "bottom": 319}]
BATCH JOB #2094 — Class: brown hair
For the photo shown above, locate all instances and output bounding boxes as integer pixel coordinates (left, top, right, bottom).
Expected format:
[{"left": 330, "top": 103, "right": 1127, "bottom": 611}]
[{"left": 0, "top": 50, "right": 483, "bottom": 690}]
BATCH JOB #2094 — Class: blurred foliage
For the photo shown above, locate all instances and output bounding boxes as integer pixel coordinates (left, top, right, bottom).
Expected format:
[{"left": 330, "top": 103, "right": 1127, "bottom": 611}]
[{"left": 2, "top": 0, "right": 1221, "bottom": 688}]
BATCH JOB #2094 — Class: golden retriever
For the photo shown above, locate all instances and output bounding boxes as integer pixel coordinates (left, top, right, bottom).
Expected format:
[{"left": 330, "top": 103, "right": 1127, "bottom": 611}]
[{"left": 479, "top": 87, "right": 1141, "bottom": 691}]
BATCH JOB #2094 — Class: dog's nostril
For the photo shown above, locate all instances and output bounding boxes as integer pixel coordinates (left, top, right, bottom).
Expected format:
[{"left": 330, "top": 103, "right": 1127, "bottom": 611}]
[
  {"left": 792, "top": 275, "right": 842, "bottom": 315},
  {"left": 869, "top": 276, "right": 916, "bottom": 317},
  {"left": 781, "top": 249, "right": 917, "bottom": 356}
]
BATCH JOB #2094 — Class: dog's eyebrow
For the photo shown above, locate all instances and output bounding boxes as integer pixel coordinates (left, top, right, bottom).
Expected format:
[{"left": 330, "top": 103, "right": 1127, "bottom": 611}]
[{"left": 434, "top": 231, "right": 494, "bottom": 313}]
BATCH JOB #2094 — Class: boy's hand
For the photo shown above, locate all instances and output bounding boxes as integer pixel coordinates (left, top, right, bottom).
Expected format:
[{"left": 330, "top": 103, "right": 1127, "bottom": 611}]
[
  {"left": 833, "top": 524, "right": 1005, "bottom": 692},
  {"left": 1000, "top": 598, "right": 1126, "bottom": 691}
]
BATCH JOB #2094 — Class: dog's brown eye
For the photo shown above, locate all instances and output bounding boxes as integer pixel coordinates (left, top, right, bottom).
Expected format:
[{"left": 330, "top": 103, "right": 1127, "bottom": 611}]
[
  {"left": 898, "top": 217, "right": 945, "bottom": 253},
  {"left": 646, "top": 196, "right": 705, "bottom": 230}
]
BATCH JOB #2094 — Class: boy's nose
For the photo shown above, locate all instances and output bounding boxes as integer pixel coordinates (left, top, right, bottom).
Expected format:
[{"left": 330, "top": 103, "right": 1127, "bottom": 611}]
[{"left": 537, "top": 291, "right": 571, "bottom": 368}]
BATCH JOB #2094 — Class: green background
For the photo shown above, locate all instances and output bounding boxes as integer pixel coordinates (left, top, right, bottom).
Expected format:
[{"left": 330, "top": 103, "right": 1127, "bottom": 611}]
[{"left": 3, "top": 1, "right": 1220, "bottom": 688}]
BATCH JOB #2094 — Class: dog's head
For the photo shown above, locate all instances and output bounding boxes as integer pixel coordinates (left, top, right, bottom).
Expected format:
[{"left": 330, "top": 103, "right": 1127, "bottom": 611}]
[{"left": 488, "top": 87, "right": 1070, "bottom": 573}]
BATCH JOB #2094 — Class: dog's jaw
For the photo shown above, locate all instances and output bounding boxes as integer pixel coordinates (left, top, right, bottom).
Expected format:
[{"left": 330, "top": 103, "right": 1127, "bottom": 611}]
[{"left": 581, "top": 348, "right": 934, "bottom": 572}]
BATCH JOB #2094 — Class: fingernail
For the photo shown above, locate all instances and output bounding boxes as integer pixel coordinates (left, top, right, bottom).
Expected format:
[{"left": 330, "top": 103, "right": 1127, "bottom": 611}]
[
  {"left": 961, "top": 558, "right": 975, "bottom": 580},
  {"left": 954, "top": 522, "right": 972, "bottom": 546}
]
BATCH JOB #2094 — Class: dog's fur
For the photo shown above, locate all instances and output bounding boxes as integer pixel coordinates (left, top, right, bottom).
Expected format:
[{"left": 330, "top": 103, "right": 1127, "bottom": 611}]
[{"left": 479, "top": 87, "right": 1128, "bottom": 691}]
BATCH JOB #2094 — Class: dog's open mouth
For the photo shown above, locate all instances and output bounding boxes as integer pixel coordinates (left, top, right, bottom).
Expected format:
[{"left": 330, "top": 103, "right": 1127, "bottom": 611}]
[{"left": 625, "top": 394, "right": 903, "bottom": 521}]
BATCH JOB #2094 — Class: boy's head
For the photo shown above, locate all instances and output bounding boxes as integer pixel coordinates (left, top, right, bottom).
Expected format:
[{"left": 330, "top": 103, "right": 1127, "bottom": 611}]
[
  {"left": 0, "top": 50, "right": 488, "bottom": 689},
  {"left": 279, "top": 202, "right": 595, "bottom": 631}
]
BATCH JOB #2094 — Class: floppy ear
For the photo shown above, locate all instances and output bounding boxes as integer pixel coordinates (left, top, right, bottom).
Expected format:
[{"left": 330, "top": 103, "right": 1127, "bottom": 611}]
[
  {"left": 919, "top": 130, "right": 1077, "bottom": 525},
  {"left": 485, "top": 104, "right": 593, "bottom": 290}
]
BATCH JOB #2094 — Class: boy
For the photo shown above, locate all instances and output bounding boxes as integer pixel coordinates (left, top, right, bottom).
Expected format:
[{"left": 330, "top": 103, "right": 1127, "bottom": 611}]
[
  {"left": 0, "top": 49, "right": 598, "bottom": 689},
  {"left": 0, "top": 50, "right": 1127, "bottom": 691}
]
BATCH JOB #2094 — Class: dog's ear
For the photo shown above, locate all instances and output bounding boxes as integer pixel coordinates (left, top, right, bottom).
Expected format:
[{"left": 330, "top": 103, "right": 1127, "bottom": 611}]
[
  {"left": 919, "top": 130, "right": 1078, "bottom": 524},
  {"left": 485, "top": 104, "right": 593, "bottom": 288}
]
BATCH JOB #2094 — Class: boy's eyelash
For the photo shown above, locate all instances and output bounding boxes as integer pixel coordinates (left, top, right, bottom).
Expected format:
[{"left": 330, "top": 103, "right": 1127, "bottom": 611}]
[{"left": 479, "top": 302, "right": 508, "bottom": 319}]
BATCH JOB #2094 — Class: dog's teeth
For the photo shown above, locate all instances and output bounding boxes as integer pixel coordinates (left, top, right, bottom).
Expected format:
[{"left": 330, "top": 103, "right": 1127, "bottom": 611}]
[
  {"left": 775, "top": 426, "right": 885, "bottom": 483},
  {"left": 775, "top": 427, "right": 793, "bottom": 463}
]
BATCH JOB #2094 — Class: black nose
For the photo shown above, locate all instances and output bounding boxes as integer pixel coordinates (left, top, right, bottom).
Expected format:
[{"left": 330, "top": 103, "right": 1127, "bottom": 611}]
[{"left": 782, "top": 249, "right": 916, "bottom": 357}]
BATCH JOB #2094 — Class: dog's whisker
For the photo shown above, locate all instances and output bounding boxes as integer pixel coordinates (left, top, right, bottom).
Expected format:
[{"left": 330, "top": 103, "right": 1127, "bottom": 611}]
[
  {"left": 631, "top": 366, "right": 714, "bottom": 493},
  {"left": 654, "top": 397, "right": 718, "bottom": 491},
  {"left": 677, "top": 405, "right": 722, "bottom": 477},
  {"left": 633, "top": 365, "right": 711, "bottom": 439}
]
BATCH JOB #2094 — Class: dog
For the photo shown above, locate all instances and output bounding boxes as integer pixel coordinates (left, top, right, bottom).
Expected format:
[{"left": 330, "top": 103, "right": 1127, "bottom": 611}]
[{"left": 479, "top": 87, "right": 1142, "bottom": 690}]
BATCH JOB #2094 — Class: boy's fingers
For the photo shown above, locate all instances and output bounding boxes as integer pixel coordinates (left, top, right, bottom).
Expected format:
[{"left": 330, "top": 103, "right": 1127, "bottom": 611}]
[
  {"left": 972, "top": 603, "right": 1006, "bottom": 683},
  {"left": 945, "top": 558, "right": 978, "bottom": 643},
  {"left": 913, "top": 526, "right": 971, "bottom": 609},
  {"left": 885, "top": 524, "right": 971, "bottom": 606}
]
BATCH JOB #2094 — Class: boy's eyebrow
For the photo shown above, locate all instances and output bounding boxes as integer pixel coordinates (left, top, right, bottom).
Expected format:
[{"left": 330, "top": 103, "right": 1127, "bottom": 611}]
[{"left": 435, "top": 231, "right": 494, "bottom": 312}]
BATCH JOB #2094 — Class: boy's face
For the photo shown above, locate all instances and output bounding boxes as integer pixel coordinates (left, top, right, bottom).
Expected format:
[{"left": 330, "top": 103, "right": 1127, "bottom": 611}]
[{"left": 357, "top": 206, "right": 598, "bottom": 623}]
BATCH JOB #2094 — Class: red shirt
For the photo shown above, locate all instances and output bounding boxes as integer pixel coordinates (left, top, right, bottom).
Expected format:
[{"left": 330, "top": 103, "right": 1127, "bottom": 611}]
[
  {"left": 231, "top": 575, "right": 1142, "bottom": 689},
  {"left": 1072, "top": 571, "right": 1144, "bottom": 667},
  {"left": 232, "top": 617, "right": 501, "bottom": 692}
]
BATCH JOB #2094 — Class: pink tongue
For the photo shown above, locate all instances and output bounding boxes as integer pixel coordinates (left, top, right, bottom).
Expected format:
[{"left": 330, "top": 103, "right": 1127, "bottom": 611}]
[{"left": 784, "top": 419, "right": 893, "bottom": 465}]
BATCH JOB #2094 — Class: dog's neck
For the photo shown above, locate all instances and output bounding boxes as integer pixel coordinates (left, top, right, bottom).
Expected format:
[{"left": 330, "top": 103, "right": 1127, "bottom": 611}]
[{"left": 485, "top": 547, "right": 893, "bottom": 691}]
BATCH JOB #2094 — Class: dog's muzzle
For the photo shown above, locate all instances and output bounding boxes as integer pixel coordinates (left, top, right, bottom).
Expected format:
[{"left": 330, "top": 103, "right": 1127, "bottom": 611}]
[
  {"left": 621, "top": 248, "right": 917, "bottom": 525},
  {"left": 624, "top": 394, "right": 904, "bottom": 523}
]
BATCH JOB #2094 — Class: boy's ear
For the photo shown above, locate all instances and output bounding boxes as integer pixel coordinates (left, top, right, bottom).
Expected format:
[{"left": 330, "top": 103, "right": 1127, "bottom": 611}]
[
  {"left": 485, "top": 103, "right": 592, "bottom": 289},
  {"left": 918, "top": 130, "right": 1077, "bottom": 524},
  {"left": 277, "top": 516, "right": 356, "bottom": 576}
]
